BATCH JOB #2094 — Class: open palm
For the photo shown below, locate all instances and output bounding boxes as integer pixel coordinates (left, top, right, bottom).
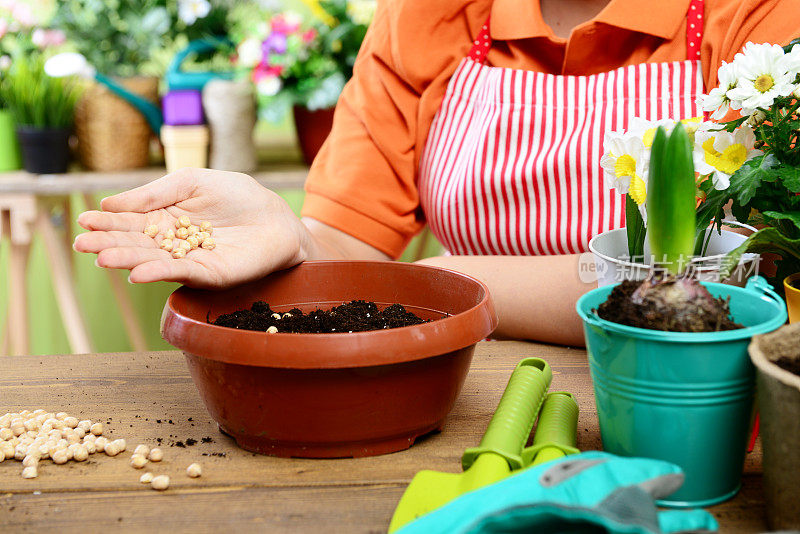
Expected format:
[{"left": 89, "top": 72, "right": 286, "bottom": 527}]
[{"left": 74, "top": 168, "right": 309, "bottom": 288}]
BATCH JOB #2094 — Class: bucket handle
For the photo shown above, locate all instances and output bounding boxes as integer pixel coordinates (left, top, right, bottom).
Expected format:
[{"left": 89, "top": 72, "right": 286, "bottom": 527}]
[{"left": 745, "top": 276, "right": 784, "bottom": 306}]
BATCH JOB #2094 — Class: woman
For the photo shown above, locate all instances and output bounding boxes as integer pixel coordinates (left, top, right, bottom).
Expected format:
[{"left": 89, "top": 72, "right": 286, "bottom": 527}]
[{"left": 75, "top": 0, "right": 800, "bottom": 346}]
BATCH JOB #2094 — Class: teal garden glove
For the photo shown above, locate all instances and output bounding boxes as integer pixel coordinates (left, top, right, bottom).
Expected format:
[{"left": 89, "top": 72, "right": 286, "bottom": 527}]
[{"left": 397, "top": 451, "right": 718, "bottom": 534}]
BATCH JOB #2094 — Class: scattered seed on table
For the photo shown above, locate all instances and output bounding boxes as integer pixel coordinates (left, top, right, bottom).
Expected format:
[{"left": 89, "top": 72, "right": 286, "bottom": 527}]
[
  {"left": 148, "top": 448, "right": 163, "bottom": 462},
  {"left": 52, "top": 449, "right": 68, "bottom": 464},
  {"left": 64, "top": 416, "right": 79, "bottom": 429},
  {"left": 73, "top": 446, "right": 89, "bottom": 462},
  {"left": 22, "top": 455, "right": 38, "bottom": 467},
  {"left": 21, "top": 466, "right": 37, "bottom": 479},
  {"left": 112, "top": 439, "right": 127, "bottom": 452},
  {"left": 140, "top": 472, "right": 154, "bottom": 484},
  {"left": 186, "top": 463, "right": 202, "bottom": 478},
  {"left": 104, "top": 442, "right": 121, "bottom": 457},
  {"left": 130, "top": 454, "right": 148, "bottom": 469},
  {"left": 177, "top": 216, "right": 191, "bottom": 229},
  {"left": 134, "top": 444, "right": 150, "bottom": 457},
  {"left": 90, "top": 422, "right": 104, "bottom": 436},
  {"left": 151, "top": 475, "right": 170, "bottom": 491},
  {"left": 94, "top": 436, "right": 109, "bottom": 452}
]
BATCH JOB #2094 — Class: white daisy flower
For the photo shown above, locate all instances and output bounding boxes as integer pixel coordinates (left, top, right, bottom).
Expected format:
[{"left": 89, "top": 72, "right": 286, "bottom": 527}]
[
  {"left": 694, "top": 125, "right": 761, "bottom": 190},
  {"left": 727, "top": 42, "right": 795, "bottom": 113},
  {"left": 256, "top": 75, "right": 282, "bottom": 97},
  {"left": 600, "top": 131, "right": 648, "bottom": 195},
  {"left": 698, "top": 61, "right": 740, "bottom": 120},
  {"left": 237, "top": 37, "right": 263, "bottom": 68},
  {"left": 783, "top": 43, "right": 800, "bottom": 78},
  {"left": 178, "top": 0, "right": 211, "bottom": 25}
]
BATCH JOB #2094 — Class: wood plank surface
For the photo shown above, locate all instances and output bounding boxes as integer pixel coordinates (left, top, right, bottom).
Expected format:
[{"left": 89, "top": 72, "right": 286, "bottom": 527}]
[
  {"left": 0, "top": 166, "right": 307, "bottom": 195},
  {"left": 0, "top": 342, "right": 766, "bottom": 532}
]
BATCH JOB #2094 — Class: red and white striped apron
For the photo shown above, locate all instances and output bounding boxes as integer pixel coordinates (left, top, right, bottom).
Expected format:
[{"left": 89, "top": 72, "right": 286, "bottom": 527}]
[{"left": 419, "top": 0, "right": 706, "bottom": 256}]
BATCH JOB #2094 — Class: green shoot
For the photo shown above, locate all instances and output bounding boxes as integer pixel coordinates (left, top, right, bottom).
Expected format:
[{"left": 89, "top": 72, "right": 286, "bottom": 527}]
[{"left": 647, "top": 123, "right": 697, "bottom": 274}]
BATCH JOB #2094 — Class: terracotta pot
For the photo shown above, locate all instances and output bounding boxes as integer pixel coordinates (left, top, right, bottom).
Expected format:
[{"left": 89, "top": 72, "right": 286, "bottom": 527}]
[
  {"left": 161, "top": 261, "right": 497, "bottom": 458},
  {"left": 784, "top": 273, "right": 800, "bottom": 323},
  {"left": 292, "top": 105, "right": 334, "bottom": 165},
  {"left": 749, "top": 323, "right": 800, "bottom": 530}
]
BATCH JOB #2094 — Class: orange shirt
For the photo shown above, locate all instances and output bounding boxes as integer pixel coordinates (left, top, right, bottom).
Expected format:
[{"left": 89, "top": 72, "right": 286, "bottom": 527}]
[{"left": 302, "top": 0, "right": 800, "bottom": 258}]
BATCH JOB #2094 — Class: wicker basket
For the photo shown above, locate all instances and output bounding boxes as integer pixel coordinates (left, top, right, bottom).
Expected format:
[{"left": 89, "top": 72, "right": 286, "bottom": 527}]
[{"left": 74, "top": 77, "right": 159, "bottom": 171}]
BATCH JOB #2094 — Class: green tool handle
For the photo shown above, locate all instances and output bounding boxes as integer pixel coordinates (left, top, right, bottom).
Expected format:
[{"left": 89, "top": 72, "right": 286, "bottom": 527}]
[
  {"left": 462, "top": 358, "right": 552, "bottom": 471},
  {"left": 523, "top": 391, "right": 580, "bottom": 467}
]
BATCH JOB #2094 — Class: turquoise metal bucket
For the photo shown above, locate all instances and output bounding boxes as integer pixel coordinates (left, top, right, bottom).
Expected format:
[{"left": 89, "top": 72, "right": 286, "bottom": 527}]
[{"left": 576, "top": 276, "right": 787, "bottom": 508}]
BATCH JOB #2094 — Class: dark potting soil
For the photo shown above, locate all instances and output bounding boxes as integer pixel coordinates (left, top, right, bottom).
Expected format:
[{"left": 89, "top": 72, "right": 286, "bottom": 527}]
[
  {"left": 757, "top": 324, "right": 800, "bottom": 377},
  {"left": 596, "top": 279, "right": 742, "bottom": 333},
  {"left": 211, "top": 300, "right": 429, "bottom": 333},
  {"left": 776, "top": 357, "right": 800, "bottom": 377},
  {"left": 791, "top": 279, "right": 800, "bottom": 290}
]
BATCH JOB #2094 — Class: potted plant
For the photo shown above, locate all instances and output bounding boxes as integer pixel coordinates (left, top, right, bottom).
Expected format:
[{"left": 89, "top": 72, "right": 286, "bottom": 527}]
[
  {"left": 577, "top": 124, "right": 787, "bottom": 507},
  {"left": 53, "top": 0, "right": 235, "bottom": 171},
  {"left": 694, "top": 40, "right": 800, "bottom": 322},
  {"left": 0, "top": 3, "right": 66, "bottom": 171},
  {"left": 0, "top": 57, "right": 81, "bottom": 174},
  {"left": 234, "top": 1, "right": 374, "bottom": 165},
  {"left": 748, "top": 323, "right": 800, "bottom": 530},
  {"left": 593, "top": 113, "right": 761, "bottom": 287}
]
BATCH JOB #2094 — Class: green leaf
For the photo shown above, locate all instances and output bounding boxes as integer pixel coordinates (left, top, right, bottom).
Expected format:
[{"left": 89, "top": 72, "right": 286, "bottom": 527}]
[
  {"left": 728, "top": 154, "right": 779, "bottom": 205},
  {"left": 780, "top": 165, "right": 800, "bottom": 192},
  {"left": 647, "top": 123, "right": 696, "bottom": 274},
  {"left": 626, "top": 195, "right": 646, "bottom": 261},
  {"left": 762, "top": 210, "right": 800, "bottom": 232},
  {"left": 720, "top": 227, "right": 800, "bottom": 279}
]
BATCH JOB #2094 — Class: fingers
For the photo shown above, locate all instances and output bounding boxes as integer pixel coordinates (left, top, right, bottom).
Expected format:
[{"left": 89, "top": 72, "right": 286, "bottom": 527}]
[
  {"left": 100, "top": 168, "right": 200, "bottom": 214},
  {"left": 96, "top": 247, "right": 172, "bottom": 269},
  {"left": 129, "top": 257, "right": 216, "bottom": 286},
  {"left": 74, "top": 231, "right": 157, "bottom": 253},
  {"left": 77, "top": 210, "right": 150, "bottom": 232}
]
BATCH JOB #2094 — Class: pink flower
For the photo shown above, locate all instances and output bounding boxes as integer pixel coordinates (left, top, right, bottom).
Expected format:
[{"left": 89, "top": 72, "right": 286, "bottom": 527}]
[
  {"left": 302, "top": 29, "right": 317, "bottom": 44},
  {"left": 11, "top": 2, "right": 35, "bottom": 27},
  {"left": 270, "top": 13, "right": 301, "bottom": 35},
  {"left": 47, "top": 29, "right": 66, "bottom": 46},
  {"left": 31, "top": 28, "right": 64, "bottom": 48},
  {"left": 0, "top": 19, "right": 8, "bottom": 40}
]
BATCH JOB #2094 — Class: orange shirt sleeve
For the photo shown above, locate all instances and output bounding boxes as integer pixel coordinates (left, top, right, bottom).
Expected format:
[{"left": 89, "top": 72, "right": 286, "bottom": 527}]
[
  {"left": 704, "top": 0, "right": 800, "bottom": 88},
  {"left": 301, "top": 0, "right": 491, "bottom": 258}
]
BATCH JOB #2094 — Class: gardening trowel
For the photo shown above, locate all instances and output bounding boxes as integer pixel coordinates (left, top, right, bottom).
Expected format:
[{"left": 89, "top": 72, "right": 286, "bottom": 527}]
[
  {"left": 388, "top": 358, "right": 553, "bottom": 533},
  {"left": 522, "top": 391, "right": 580, "bottom": 466}
]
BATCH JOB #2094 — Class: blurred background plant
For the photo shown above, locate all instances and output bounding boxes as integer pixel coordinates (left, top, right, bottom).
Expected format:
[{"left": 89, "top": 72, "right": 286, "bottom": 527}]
[
  {"left": 0, "top": 55, "right": 81, "bottom": 128},
  {"left": 52, "top": 0, "right": 237, "bottom": 78},
  {"left": 234, "top": 0, "right": 375, "bottom": 122}
]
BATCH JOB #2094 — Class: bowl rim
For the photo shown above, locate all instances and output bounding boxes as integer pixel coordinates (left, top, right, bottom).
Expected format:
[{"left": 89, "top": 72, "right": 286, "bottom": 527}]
[{"left": 161, "top": 260, "right": 498, "bottom": 369}]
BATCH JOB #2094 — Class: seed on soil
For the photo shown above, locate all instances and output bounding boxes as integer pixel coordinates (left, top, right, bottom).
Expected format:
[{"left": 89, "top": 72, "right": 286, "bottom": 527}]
[
  {"left": 186, "top": 463, "right": 202, "bottom": 478},
  {"left": 130, "top": 454, "right": 148, "bottom": 469},
  {"left": 200, "top": 237, "right": 215, "bottom": 250},
  {"left": 21, "top": 466, "right": 37, "bottom": 479},
  {"left": 271, "top": 313, "right": 281, "bottom": 320},
  {"left": 148, "top": 448, "right": 163, "bottom": 462},
  {"left": 151, "top": 475, "right": 170, "bottom": 491},
  {"left": 140, "top": 472, "right": 154, "bottom": 484},
  {"left": 144, "top": 225, "right": 159, "bottom": 238},
  {"left": 177, "top": 216, "right": 191, "bottom": 228},
  {"left": 266, "top": 326, "right": 278, "bottom": 334}
]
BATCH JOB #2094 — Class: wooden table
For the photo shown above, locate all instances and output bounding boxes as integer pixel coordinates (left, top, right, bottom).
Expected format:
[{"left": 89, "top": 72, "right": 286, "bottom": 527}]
[
  {"left": 0, "top": 341, "right": 765, "bottom": 532},
  {"left": 0, "top": 166, "right": 307, "bottom": 357}
]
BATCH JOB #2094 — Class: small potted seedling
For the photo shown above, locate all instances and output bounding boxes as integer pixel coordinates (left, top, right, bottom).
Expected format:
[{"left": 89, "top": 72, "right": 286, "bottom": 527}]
[
  {"left": 577, "top": 124, "right": 787, "bottom": 508},
  {"left": 0, "top": 57, "right": 81, "bottom": 174}
]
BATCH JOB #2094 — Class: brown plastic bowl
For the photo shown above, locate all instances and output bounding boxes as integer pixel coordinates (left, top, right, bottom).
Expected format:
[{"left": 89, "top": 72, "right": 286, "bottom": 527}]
[{"left": 161, "top": 260, "right": 497, "bottom": 458}]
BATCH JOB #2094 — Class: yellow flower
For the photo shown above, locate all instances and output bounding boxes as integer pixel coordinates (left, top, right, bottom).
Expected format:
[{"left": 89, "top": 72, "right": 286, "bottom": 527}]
[
  {"left": 701, "top": 137, "right": 747, "bottom": 175},
  {"left": 629, "top": 175, "right": 647, "bottom": 205},
  {"left": 693, "top": 125, "right": 761, "bottom": 190}
]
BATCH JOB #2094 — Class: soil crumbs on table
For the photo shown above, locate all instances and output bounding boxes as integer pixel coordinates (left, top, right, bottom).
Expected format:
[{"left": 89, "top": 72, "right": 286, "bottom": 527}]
[
  {"left": 212, "top": 300, "right": 429, "bottom": 333},
  {"left": 597, "top": 279, "right": 741, "bottom": 332}
]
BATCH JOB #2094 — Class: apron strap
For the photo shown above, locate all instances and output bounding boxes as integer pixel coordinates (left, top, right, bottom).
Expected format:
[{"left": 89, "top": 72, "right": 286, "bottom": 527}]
[{"left": 467, "top": 0, "right": 706, "bottom": 64}]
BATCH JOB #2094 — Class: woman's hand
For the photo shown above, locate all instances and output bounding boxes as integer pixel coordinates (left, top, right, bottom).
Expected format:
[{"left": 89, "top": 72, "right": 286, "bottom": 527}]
[{"left": 74, "top": 168, "right": 312, "bottom": 288}]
